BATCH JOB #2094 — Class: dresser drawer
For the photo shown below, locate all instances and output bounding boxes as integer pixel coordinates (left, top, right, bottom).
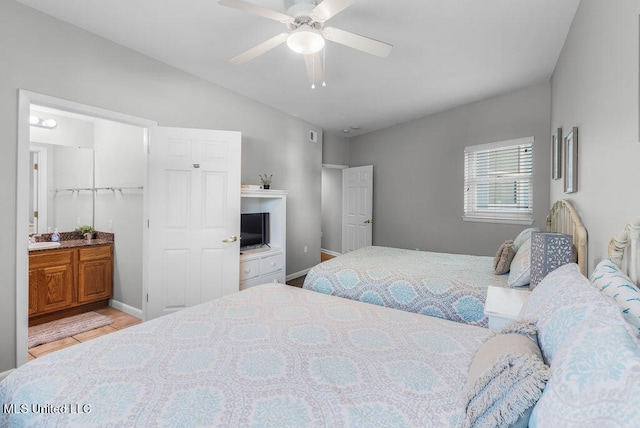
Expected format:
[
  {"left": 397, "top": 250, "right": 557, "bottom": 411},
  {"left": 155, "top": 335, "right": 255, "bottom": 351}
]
[
  {"left": 79, "top": 245, "right": 112, "bottom": 261},
  {"left": 240, "top": 271, "right": 284, "bottom": 290},
  {"left": 260, "top": 254, "right": 283, "bottom": 275},
  {"left": 240, "top": 259, "right": 260, "bottom": 281}
]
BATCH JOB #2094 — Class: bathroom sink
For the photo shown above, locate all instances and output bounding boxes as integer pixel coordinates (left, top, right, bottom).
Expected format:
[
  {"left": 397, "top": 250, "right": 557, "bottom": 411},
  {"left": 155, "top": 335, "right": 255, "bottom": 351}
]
[{"left": 28, "top": 242, "right": 61, "bottom": 250}]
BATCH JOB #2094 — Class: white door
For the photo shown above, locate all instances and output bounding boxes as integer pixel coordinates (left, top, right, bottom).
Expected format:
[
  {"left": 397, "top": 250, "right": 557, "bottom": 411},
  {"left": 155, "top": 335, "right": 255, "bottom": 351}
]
[
  {"left": 342, "top": 165, "right": 373, "bottom": 253},
  {"left": 146, "top": 126, "right": 241, "bottom": 320}
]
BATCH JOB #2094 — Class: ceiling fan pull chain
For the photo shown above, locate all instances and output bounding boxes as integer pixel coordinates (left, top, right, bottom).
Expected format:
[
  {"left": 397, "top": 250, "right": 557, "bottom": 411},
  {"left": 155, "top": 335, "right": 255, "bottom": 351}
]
[{"left": 322, "top": 46, "right": 327, "bottom": 87}]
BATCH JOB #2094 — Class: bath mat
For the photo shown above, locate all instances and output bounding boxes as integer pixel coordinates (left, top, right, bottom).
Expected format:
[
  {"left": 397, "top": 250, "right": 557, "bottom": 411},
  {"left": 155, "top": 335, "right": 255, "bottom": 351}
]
[{"left": 28, "top": 311, "right": 113, "bottom": 348}]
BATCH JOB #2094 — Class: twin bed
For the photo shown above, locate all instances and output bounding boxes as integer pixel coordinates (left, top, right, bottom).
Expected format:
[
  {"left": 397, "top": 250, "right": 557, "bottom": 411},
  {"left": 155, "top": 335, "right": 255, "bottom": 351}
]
[
  {"left": 303, "top": 199, "right": 588, "bottom": 327},
  {"left": 2, "top": 204, "right": 639, "bottom": 427}
]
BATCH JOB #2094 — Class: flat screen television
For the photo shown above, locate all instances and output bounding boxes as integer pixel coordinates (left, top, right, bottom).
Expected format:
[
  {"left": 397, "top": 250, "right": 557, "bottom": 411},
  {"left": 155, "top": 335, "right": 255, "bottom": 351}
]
[{"left": 240, "top": 212, "right": 270, "bottom": 250}]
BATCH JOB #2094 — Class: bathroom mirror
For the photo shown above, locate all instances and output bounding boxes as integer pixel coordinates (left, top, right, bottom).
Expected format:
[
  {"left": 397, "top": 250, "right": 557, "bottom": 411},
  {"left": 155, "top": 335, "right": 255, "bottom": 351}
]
[
  {"left": 30, "top": 144, "right": 95, "bottom": 234},
  {"left": 29, "top": 106, "right": 96, "bottom": 234}
]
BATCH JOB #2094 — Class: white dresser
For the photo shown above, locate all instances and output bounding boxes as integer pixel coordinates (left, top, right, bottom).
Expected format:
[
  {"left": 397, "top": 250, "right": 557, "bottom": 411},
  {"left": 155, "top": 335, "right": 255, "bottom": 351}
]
[{"left": 239, "top": 189, "right": 287, "bottom": 290}]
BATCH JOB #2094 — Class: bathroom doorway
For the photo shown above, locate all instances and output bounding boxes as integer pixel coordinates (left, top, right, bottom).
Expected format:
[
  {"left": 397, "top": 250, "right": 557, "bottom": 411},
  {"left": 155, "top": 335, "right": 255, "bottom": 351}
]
[
  {"left": 16, "top": 90, "right": 242, "bottom": 368},
  {"left": 17, "top": 90, "right": 156, "bottom": 367}
]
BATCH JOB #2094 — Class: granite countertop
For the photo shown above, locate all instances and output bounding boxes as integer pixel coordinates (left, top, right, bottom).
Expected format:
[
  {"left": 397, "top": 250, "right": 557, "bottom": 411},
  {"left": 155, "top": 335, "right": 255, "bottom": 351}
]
[{"left": 29, "top": 231, "right": 114, "bottom": 252}]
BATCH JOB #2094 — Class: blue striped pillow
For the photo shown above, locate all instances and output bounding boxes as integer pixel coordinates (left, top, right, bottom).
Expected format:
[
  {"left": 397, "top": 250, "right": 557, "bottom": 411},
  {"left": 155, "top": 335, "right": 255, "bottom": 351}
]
[{"left": 591, "top": 258, "right": 640, "bottom": 336}]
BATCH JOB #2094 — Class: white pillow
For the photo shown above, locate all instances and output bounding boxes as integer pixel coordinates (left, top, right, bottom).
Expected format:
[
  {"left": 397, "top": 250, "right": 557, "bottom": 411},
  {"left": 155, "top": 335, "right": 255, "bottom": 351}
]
[
  {"left": 513, "top": 227, "right": 539, "bottom": 251},
  {"left": 508, "top": 238, "right": 531, "bottom": 287}
]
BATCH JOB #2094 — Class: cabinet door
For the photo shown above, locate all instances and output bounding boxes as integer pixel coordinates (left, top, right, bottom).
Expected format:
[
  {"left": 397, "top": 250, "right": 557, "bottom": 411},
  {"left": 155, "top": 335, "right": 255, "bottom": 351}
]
[
  {"left": 37, "top": 264, "right": 74, "bottom": 314},
  {"left": 78, "top": 246, "right": 113, "bottom": 303}
]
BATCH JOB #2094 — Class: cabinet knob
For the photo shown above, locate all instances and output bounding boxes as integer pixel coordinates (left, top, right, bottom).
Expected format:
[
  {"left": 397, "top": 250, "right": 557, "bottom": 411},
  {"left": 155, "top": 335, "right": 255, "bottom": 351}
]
[
  {"left": 270, "top": 262, "right": 276, "bottom": 267},
  {"left": 244, "top": 268, "right": 251, "bottom": 273}
]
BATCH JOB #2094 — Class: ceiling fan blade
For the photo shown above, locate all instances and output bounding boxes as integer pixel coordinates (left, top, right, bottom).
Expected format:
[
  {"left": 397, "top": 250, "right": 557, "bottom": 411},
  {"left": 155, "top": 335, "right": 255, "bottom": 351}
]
[
  {"left": 311, "top": 0, "right": 357, "bottom": 22},
  {"left": 218, "top": 0, "right": 294, "bottom": 24},
  {"left": 230, "top": 32, "right": 290, "bottom": 64},
  {"left": 304, "top": 53, "right": 324, "bottom": 84},
  {"left": 322, "top": 27, "right": 392, "bottom": 58}
]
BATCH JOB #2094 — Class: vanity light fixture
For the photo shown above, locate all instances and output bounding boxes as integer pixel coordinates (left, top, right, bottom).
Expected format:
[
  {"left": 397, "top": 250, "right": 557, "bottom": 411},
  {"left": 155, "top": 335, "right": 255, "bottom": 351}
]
[{"left": 30, "top": 115, "right": 57, "bottom": 129}]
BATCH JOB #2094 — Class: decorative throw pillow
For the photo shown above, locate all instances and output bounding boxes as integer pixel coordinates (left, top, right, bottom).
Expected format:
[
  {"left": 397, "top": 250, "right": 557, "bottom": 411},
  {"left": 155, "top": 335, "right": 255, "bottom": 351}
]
[
  {"left": 519, "top": 263, "right": 624, "bottom": 365},
  {"left": 463, "top": 324, "right": 550, "bottom": 428},
  {"left": 513, "top": 227, "right": 539, "bottom": 251},
  {"left": 529, "top": 314, "right": 640, "bottom": 426},
  {"left": 493, "top": 240, "right": 516, "bottom": 274},
  {"left": 591, "top": 258, "right": 640, "bottom": 336},
  {"left": 508, "top": 239, "right": 531, "bottom": 287}
]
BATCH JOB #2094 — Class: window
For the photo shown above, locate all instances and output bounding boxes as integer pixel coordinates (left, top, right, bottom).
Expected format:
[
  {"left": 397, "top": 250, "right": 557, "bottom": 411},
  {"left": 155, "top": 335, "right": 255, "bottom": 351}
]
[{"left": 464, "top": 137, "right": 534, "bottom": 224}]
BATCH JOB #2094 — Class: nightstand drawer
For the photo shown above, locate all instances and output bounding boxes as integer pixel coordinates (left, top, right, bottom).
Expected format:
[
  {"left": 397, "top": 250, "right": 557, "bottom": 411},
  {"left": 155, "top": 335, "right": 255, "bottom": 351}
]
[{"left": 240, "top": 259, "right": 260, "bottom": 281}]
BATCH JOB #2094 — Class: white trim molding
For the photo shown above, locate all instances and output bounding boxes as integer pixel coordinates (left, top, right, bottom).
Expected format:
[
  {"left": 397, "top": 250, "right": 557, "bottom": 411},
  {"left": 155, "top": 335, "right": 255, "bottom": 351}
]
[
  {"left": 286, "top": 268, "right": 311, "bottom": 281},
  {"left": 320, "top": 248, "right": 342, "bottom": 257},
  {"left": 109, "top": 299, "right": 143, "bottom": 319}
]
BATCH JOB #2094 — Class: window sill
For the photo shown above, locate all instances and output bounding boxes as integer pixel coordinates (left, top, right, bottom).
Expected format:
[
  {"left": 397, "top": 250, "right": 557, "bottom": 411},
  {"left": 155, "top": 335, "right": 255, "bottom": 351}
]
[{"left": 462, "top": 216, "right": 534, "bottom": 226}]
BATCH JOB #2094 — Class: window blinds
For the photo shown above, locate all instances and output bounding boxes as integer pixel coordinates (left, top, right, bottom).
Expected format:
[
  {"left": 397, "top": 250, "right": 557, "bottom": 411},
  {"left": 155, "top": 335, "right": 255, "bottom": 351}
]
[{"left": 464, "top": 137, "right": 534, "bottom": 223}]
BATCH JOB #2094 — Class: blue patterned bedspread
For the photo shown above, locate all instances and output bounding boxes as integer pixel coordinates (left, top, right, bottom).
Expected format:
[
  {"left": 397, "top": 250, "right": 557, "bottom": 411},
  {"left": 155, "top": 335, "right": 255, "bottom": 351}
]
[
  {"left": 304, "top": 246, "right": 510, "bottom": 327},
  {"left": 0, "top": 284, "right": 490, "bottom": 427}
]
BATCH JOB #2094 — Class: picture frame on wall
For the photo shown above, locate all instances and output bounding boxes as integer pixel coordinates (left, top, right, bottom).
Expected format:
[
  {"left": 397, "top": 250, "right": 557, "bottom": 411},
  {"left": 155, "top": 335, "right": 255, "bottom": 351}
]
[
  {"left": 564, "top": 127, "right": 578, "bottom": 193},
  {"left": 551, "top": 127, "right": 562, "bottom": 180}
]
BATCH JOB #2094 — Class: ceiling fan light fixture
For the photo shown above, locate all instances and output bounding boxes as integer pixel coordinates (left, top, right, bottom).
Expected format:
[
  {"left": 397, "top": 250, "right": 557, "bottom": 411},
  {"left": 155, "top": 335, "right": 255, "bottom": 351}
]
[{"left": 287, "top": 25, "right": 325, "bottom": 54}]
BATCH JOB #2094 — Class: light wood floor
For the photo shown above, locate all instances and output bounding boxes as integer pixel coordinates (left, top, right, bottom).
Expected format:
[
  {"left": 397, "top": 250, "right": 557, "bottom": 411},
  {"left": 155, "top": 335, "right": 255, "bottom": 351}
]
[
  {"left": 28, "top": 307, "right": 142, "bottom": 360},
  {"left": 321, "top": 251, "right": 336, "bottom": 262}
]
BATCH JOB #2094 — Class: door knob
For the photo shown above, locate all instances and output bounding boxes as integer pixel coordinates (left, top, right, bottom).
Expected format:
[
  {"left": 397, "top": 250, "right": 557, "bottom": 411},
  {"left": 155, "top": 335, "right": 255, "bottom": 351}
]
[
  {"left": 222, "top": 235, "right": 238, "bottom": 243},
  {"left": 364, "top": 219, "right": 372, "bottom": 224}
]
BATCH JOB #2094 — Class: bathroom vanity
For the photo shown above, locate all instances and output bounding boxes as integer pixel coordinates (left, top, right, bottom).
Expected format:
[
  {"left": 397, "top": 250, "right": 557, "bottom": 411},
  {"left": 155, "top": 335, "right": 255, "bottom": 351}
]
[{"left": 28, "top": 233, "right": 114, "bottom": 326}]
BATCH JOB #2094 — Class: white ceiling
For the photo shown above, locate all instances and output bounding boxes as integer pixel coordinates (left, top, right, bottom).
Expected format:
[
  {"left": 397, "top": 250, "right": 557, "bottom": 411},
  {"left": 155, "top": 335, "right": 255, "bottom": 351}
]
[{"left": 17, "top": 0, "right": 580, "bottom": 137}]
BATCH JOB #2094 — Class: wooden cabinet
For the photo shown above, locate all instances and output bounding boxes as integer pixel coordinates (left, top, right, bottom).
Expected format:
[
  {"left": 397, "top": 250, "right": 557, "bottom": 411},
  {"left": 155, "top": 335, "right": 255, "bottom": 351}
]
[
  {"left": 29, "top": 249, "right": 75, "bottom": 316},
  {"left": 28, "top": 244, "right": 113, "bottom": 325},
  {"left": 78, "top": 245, "right": 113, "bottom": 303}
]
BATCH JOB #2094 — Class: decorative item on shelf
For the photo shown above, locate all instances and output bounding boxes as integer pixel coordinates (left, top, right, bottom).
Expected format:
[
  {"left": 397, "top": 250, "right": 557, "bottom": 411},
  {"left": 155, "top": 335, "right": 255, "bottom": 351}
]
[
  {"left": 530, "top": 232, "right": 573, "bottom": 288},
  {"left": 76, "top": 225, "right": 96, "bottom": 241},
  {"left": 259, "top": 173, "right": 272, "bottom": 190}
]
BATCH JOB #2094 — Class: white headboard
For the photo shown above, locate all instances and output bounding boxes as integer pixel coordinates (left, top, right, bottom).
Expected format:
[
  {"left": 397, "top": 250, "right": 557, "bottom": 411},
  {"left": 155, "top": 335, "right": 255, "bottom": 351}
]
[
  {"left": 608, "top": 216, "right": 640, "bottom": 284},
  {"left": 546, "top": 199, "right": 588, "bottom": 276}
]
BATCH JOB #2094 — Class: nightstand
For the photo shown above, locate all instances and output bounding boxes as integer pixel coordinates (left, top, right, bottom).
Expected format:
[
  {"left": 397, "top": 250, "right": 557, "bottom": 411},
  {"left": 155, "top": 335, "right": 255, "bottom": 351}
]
[{"left": 484, "top": 286, "right": 531, "bottom": 331}]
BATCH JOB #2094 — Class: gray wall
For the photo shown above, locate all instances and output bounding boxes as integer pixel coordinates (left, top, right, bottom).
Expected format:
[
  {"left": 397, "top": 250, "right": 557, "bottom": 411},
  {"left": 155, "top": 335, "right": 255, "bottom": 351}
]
[
  {"left": 1, "top": 0, "right": 321, "bottom": 372},
  {"left": 349, "top": 82, "right": 552, "bottom": 256},
  {"left": 321, "top": 134, "right": 350, "bottom": 253},
  {"left": 550, "top": 0, "right": 640, "bottom": 272}
]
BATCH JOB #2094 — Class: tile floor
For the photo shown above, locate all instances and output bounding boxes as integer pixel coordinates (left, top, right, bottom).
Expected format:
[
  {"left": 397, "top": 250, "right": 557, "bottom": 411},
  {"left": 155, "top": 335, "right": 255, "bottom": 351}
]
[{"left": 28, "top": 307, "right": 142, "bottom": 360}]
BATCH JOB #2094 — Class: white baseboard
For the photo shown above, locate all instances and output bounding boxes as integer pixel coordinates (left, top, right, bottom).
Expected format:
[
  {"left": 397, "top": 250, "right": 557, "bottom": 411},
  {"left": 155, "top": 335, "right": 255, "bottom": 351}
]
[
  {"left": 0, "top": 369, "right": 14, "bottom": 381},
  {"left": 109, "top": 299, "right": 143, "bottom": 319},
  {"left": 286, "top": 268, "right": 311, "bottom": 281},
  {"left": 320, "top": 248, "right": 342, "bottom": 257}
]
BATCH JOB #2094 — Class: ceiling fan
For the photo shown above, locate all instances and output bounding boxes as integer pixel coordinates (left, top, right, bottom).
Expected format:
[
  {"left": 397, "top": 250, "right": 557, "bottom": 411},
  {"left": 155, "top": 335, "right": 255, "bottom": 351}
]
[{"left": 218, "top": 0, "right": 393, "bottom": 85}]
